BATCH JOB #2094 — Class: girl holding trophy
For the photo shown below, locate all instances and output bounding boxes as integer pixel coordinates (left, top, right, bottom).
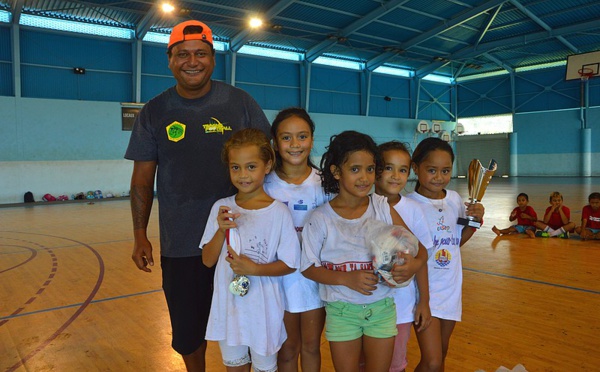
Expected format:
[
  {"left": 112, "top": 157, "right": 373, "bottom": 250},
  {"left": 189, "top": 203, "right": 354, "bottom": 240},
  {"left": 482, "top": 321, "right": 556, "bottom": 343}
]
[
  {"left": 406, "top": 137, "right": 485, "bottom": 372},
  {"left": 200, "top": 129, "right": 300, "bottom": 372}
]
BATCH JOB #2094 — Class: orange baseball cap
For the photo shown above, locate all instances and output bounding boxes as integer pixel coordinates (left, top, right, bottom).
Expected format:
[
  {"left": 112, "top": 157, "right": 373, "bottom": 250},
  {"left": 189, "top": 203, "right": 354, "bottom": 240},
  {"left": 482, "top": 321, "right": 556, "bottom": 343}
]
[{"left": 168, "top": 20, "right": 213, "bottom": 51}]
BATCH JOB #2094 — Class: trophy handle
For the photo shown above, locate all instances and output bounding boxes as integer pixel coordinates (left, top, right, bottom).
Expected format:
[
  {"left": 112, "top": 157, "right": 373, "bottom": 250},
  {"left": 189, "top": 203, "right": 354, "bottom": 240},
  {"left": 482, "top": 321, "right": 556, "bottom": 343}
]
[{"left": 457, "top": 216, "right": 481, "bottom": 228}]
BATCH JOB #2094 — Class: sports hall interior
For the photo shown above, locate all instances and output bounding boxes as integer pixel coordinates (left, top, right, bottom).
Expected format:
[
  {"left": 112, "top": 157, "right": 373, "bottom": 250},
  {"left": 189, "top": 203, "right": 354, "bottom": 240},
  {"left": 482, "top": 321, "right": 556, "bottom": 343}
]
[{"left": 1, "top": 1, "right": 599, "bottom": 371}]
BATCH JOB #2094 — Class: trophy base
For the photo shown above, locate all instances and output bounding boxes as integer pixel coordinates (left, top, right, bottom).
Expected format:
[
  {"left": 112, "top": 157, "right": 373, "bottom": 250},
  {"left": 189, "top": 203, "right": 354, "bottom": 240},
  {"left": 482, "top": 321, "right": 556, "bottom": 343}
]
[{"left": 457, "top": 217, "right": 481, "bottom": 229}]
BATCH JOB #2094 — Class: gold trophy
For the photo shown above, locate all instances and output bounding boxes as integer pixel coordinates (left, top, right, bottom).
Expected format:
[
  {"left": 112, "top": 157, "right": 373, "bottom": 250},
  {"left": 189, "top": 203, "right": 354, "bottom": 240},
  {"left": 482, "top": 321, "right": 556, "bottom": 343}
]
[{"left": 457, "top": 159, "right": 497, "bottom": 229}]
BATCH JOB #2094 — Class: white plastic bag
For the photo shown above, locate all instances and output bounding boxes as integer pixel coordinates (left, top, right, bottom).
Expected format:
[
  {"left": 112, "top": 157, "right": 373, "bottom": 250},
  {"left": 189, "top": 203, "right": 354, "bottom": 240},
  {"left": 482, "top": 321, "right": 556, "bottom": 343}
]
[{"left": 365, "top": 219, "right": 419, "bottom": 288}]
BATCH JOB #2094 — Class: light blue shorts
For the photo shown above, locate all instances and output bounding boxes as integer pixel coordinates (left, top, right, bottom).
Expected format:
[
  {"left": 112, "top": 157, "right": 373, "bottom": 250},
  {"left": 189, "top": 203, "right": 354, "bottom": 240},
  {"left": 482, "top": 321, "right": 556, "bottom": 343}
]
[
  {"left": 515, "top": 225, "right": 536, "bottom": 233},
  {"left": 325, "top": 297, "right": 397, "bottom": 342}
]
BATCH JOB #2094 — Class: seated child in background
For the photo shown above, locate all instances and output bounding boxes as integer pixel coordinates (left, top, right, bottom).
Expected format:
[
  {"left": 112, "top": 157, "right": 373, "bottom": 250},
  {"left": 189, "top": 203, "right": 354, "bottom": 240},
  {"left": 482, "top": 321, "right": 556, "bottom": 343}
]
[
  {"left": 492, "top": 193, "right": 538, "bottom": 238},
  {"left": 532, "top": 191, "right": 576, "bottom": 238},
  {"left": 575, "top": 192, "right": 600, "bottom": 240}
]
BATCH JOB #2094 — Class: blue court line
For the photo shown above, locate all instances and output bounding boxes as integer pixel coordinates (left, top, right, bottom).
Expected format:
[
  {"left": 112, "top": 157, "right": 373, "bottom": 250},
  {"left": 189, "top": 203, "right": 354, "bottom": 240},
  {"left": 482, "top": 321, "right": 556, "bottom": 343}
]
[
  {"left": 1, "top": 289, "right": 163, "bottom": 321},
  {"left": 4, "top": 270, "right": 598, "bottom": 322},
  {"left": 464, "top": 267, "right": 600, "bottom": 295}
]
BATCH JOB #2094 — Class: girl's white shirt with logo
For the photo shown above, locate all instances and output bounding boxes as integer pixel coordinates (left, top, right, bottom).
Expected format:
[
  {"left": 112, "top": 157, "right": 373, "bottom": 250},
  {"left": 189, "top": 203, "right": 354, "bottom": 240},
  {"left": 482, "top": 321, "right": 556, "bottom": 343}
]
[{"left": 406, "top": 190, "right": 466, "bottom": 321}]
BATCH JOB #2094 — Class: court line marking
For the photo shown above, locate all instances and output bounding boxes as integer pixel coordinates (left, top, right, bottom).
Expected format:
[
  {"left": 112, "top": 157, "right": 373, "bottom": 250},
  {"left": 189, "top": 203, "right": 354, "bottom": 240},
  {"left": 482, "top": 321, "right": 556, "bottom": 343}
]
[
  {"left": 0, "top": 237, "right": 160, "bottom": 255},
  {"left": 0, "top": 239, "right": 59, "bottom": 329},
  {"left": 4, "top": 265, "right": 600, "bottom": 322},
  {"left": 464, "top": 267, "right": 600, "bottom": 295},
  {"left": 0, "top": 289, "right": 163, "bottom": 321},
  {"left": 0, "top": 245, "right": 37, "bottom": 273},
  {"left": 5, "top": 232, "right": 105, "bottom": 372}
]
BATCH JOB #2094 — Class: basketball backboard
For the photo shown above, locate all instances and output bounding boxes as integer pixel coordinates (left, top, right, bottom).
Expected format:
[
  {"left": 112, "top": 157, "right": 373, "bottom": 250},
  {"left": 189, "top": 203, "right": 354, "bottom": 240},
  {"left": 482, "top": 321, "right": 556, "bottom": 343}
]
[{"left": 566, "top": 50, "right": 600, "bottom": 81}]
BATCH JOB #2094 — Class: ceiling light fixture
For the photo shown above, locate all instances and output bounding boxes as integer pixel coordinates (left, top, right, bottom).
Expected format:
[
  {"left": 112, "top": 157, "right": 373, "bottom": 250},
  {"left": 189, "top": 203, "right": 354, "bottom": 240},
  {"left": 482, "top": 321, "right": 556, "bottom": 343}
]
[
  {"left": 161, "top": 2, "right": 175, "bottom": 13},
  {"left": 249, "top": 17, "right": 263, "bottom": 29}
]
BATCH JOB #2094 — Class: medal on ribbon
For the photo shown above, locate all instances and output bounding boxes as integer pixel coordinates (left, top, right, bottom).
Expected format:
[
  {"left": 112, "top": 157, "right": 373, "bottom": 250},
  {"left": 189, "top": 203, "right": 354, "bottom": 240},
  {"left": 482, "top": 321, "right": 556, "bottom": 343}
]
[{"left": 226, "top": 227, "right": 250, "bottom": 297}]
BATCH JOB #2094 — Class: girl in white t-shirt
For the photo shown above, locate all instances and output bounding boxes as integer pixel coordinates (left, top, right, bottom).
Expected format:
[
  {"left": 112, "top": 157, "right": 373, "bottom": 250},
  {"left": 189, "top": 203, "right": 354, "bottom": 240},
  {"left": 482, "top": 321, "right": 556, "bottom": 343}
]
[
  {"left": 263, "top": 107, "right": 329, "bottom": 372},
  {"left": 406, "top": 137, "right": 484, "bottom": 372},
  {"left": 200, "top": 128, "right": 300, "bottom": 372},
  {"left": 301, "top": 131, "right": 427, "bottom": 372},
  {"left": 374, "top": 141, "right": 433, "bottom": 372}
]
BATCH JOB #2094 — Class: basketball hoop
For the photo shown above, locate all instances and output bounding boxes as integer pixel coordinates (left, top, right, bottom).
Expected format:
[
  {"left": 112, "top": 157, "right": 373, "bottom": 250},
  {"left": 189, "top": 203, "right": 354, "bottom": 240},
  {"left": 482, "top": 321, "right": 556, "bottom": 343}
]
[{"left": 578, "top": 68, "right": 594, "bottom": 82}]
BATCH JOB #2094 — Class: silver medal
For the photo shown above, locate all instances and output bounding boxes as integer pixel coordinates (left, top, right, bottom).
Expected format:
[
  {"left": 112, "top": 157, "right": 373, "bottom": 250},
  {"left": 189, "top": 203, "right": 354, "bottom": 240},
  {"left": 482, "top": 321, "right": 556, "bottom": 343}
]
[{"left": 229, "top": 274, "right": 250, "bottom": 296}]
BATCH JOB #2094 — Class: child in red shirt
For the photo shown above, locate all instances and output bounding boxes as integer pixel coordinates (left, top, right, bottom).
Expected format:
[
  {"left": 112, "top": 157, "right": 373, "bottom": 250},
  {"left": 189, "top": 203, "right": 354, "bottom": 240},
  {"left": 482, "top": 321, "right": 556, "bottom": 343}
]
[
  {"left": 575, "top": 192, "right": 600, "bottom": 240},
  {"left": 533, "top": 191, "right": 576, "bottom": 238},
  {"left": 492, "top": 193, "right": 537, "bottom": 238}
]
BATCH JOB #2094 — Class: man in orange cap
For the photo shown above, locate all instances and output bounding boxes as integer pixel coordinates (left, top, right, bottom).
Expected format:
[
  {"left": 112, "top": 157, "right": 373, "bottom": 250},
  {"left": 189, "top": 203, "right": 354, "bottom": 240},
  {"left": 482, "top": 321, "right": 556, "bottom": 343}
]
[
  {"left": 125, "top": 20, "right": 271, "bottom": 371},
  {"left": 166, "top": 20, "right": 215, "bottom": 99}
]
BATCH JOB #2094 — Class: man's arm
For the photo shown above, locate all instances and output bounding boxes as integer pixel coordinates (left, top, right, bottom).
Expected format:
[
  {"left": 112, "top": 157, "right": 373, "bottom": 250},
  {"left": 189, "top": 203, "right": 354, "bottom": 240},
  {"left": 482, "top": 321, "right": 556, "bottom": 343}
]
[{"left": 130, "top": 160, "right": 157, "bottom": 272}]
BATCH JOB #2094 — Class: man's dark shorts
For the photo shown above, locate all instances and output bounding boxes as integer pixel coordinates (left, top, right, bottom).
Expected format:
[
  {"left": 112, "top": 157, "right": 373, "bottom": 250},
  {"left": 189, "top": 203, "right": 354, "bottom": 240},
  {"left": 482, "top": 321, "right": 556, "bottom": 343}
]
[{"left": 161, "top": 255, "right": 215, "bottom": 355}]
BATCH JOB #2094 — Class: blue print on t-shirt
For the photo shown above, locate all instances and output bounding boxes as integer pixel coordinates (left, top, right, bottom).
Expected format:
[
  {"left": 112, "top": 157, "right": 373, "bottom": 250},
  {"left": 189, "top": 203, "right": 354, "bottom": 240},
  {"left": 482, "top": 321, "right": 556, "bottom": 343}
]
[{"left": 432, "top": 234, "right": 461, "bottom": 247}]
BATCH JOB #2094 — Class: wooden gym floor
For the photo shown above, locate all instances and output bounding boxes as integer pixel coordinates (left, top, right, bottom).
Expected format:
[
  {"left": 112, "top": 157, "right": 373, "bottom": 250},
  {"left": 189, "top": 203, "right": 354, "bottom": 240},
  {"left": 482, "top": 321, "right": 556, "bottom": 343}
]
[{"left": 1, "top": 177, "right": 599, "bottom": 371}]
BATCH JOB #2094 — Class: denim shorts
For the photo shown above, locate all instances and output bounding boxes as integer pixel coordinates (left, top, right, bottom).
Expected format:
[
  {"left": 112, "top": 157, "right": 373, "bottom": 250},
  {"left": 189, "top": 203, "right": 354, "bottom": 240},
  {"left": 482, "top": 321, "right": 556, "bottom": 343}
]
[{"left": 325, "top": 297, "right": 397, "bottom": 342}]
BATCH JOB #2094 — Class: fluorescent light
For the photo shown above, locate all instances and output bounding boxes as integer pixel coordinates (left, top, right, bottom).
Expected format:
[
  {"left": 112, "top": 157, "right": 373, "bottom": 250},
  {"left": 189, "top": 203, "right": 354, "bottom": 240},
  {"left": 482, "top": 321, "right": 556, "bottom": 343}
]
[
  {"left": 0, "top": 10, "right": 10, "bottom": 23},
  {"left": 456, "top": 70, "right": 509, "bottom": 82},
  {"left": 515, "top": 60, "right": 566, "bottom": 72},
  {"left": 373, "top": 65, "right": 412, "bottom": 78},
  {"left": 238, "top": 45, "right": 301, "bottom": 61},
  {"left": 20, "top": 14, "right": 133, "bottom": 39},
  {"left": 313, "top": 56, "right": 363, "bottom": 70},
  {"left": 422, "top": 74, "right": 454, "bottom": 84}
]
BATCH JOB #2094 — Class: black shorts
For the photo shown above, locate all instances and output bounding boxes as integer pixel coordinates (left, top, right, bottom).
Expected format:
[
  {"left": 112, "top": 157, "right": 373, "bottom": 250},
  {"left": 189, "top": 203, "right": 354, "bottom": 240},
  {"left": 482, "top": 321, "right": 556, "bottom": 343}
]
[{"left": 161, "top": 255, "right": 215, "bottom": 355}]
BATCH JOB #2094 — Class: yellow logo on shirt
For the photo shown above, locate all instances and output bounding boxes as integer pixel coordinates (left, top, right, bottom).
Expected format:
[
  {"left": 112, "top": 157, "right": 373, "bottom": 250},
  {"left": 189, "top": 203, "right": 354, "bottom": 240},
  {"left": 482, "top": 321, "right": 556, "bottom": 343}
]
[
  {"left": 203, "top": 117, "right": 232, "bottom": 134},
  {"left": 166, "top": 121, "right": 186, "bottom": 142},
  {"left": 434, "top": 249, "right": 452, "bottom": 267}
]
